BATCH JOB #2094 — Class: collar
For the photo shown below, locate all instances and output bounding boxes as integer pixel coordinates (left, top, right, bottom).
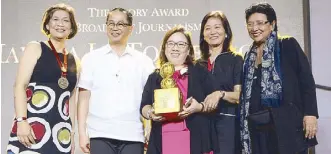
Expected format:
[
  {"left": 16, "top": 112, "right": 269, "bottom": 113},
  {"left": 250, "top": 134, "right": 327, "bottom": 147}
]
[
  {"left": 218, "top": 50, "right": 231, "bottom": 55},
  {"left": 101, "top": 44, "right": 133, "bottom": 56}
]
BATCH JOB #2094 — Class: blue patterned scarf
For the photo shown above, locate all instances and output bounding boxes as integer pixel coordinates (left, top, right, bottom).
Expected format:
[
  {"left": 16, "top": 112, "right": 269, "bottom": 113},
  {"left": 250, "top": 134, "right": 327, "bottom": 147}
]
[{"left": 240, "top": 31, "right": 283, "bottom": 154}]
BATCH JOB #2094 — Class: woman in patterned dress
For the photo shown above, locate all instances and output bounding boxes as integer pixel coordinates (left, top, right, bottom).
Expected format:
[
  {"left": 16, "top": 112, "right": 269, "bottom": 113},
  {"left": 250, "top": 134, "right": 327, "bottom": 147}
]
[{"left": 7, "top": 3, "right": 79, "bottom": 154}]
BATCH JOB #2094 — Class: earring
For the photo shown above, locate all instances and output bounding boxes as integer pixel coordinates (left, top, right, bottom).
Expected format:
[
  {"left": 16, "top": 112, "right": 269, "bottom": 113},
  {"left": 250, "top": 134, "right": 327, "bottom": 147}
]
[{"left": 225, "top": 34, "right": 228, "bottom": 38}]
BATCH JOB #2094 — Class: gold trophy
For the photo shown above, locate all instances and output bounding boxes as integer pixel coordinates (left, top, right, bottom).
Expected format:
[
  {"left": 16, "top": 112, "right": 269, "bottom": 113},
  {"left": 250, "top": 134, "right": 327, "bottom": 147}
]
[{"left": 154, "top": 62, "right": 182, "bottom": 115}]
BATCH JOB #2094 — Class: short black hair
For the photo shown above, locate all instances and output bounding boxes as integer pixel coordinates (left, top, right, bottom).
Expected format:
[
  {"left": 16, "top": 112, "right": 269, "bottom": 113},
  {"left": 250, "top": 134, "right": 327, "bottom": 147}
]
[
  {"left": 245, "top": 2, "right": 278, "bottom": 31},
  {"left": 106, "top": 7, "right": 133, "bottom": 25}
]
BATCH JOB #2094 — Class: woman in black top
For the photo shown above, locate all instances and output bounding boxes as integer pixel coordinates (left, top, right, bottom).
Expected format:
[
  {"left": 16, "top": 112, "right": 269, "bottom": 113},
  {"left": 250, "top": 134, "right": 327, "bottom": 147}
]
[
  {"left": 196, "top": 11, "right": 243, "bottom": 154},
  {"left": 140, "top": 26, "right": 218, "bottom": 154},
  {"left": 240, "top": 2, "right": 318, "bottom": 154}
]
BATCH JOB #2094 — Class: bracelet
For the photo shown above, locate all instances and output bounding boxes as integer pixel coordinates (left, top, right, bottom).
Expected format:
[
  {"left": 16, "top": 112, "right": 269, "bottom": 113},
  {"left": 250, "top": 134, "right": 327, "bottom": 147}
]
[
  {"left": 15, "top": 117, "right": 27, "bottom": 122},
  {"left": 220, "top": 91, "right": 225, "bottom": 100},
  {"left": 200, "top": 103, "right": 205, "bottom": 112}
]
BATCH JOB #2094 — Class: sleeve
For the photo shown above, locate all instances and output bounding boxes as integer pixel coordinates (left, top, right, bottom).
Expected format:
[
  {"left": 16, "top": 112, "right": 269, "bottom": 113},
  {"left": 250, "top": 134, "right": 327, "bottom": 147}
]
[
  {"left": 142, "top": 56, "right": 155, "bottom": 87},
  {"left": 233, "top": 54, "right": 244, "bottom": 85},
  {"left": 140, "top": 73, "right": 155, "bottom": 114},
  {"left": 77, "top": 53, "right": 94, "bottom": 90},
  {"left": 289, "top": 37, "right": 319, "bottom": 117}
]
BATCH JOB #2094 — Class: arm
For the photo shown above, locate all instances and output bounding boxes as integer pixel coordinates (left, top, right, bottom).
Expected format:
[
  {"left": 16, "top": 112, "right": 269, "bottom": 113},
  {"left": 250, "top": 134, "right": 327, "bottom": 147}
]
[
  {"left": 70, "top": 55, "right": 81, "bottom": 135},
  {"left": 14, "top": 42, "right": 41, "bottom": 122},
  {"left": 76, "top": 54, "right": 93, "bottom": 153},
  {"left": 221, "top": 55, "right": 243, "bottom": 104},
  {"left": 69, "top": 88, "right": 78, "bottom": 154},
  {"left": 140, "top": 73, "right": 165, "bottom": 121},
  {"left": 288, "top": 37, "right": 318, "bottom": 139},
  {"left": 210, "top": 85, "right": 241, "bottom": 105},
  {"left": 182, "top": 65, "right": 214, "bottom": 113},
  {"left": 180, "top": 97, "right": 204, "bottom": 118},
  {"left": 141, "top": 74, "right": 154, "bottom": 119},
  {"left": 14, "top": 41, "right": 42, "bottom": 147},
  {"left": 140, "top": 56, "right": 155, "bottom": 118},
  {"left": 141, "top": 55, "right": 155, "bottom": 87},
  {"left": 77, "top": 88, "right": 90, "bottom": 152},
  {"left": 69, "top": 55, "right": 80, "bottom": 153},
  {"left": 77, "top": 89, "right": 90, "bottom": 138},
  {"left": 69, "top": 89, "right": 77, "bottom": 133},
  {"left": 220, "top": 85, "right": 241, "bottom": 104},
  {"left": 140, "top": 55, "right": 155, "bottom": 119},
  {"left": 290, "top": 38, "right": 318, "bottom": 117},
  {"left": 203, "top": 55, "right": 243, "bottom": 110},
  {"left": 141, "top": 105, "right": 153, "bottom": 120}
]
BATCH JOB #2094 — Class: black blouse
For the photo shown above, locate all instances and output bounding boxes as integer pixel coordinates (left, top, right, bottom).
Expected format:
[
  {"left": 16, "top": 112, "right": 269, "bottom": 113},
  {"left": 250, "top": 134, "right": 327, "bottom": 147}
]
[
  {"left": 140, "top": 64, "right": 219, "bottom": 154},
  {"left": 197, "top": 51, "right": 243, "bottom": 115},
  {"left": 249, "top": 64, "right": 262, "bottom": 113}
]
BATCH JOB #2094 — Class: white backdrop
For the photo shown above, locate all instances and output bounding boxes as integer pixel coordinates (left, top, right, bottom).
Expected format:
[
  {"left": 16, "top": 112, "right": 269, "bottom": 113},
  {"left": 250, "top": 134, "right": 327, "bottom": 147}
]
[{"left": 310, "top": 0, "right": 331, "bottom": 153}]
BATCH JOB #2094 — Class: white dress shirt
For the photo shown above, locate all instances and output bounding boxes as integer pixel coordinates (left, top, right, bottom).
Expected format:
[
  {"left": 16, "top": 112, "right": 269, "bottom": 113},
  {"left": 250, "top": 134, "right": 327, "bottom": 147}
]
[{"left": 78, "top": 44, "right": 155, "bottom": 142}]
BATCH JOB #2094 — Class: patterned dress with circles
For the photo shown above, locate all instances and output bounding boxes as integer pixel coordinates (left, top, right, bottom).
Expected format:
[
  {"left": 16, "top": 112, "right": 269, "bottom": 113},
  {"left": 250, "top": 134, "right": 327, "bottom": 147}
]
[{"left": 7, "top": 42, "right": 77, "bottom": 154}]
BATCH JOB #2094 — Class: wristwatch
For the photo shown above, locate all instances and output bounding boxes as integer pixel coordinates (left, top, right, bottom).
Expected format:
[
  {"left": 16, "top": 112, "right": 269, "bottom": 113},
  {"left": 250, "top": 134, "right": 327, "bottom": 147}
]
[
  {"left": 15, "top": 117, "right": 27, "bottom": 122},
  {"left": 220, "top": 91, "right": 226, "bottom": 100}
]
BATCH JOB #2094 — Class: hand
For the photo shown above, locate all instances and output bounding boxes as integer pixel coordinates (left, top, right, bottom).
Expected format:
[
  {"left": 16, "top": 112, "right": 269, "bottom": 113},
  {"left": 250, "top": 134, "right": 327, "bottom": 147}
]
[
  {"left": 79, "top": 133, "right": 90, "bottom": 153},
  {"left": 149, "top": 108, "right": 165, "bottom": 122},
  {"left": 17, "top": 121, "right": 36, "bottom": 147},
  {"left": 71, "top": 133, "right": 75, "bottom": 154},
  {"left": 303, "top": 116, "right": 318, "bottom": 139},
  {"left": 144, "top": 127, "right": 151, "bottom": 143},
  {"left": 204, "top": 91, "right": 224, "bottom": 112},
  {"left": 179, "top": 97, "right": 203, "bottom": 119}
]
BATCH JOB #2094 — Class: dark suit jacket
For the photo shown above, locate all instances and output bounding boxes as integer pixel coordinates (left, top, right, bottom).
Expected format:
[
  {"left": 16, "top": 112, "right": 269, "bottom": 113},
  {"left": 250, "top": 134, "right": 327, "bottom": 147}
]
[
  {"left": 140, "top": 64, "right": 218, "bottom": 154},
  {"left": 270, "top": 37, "right": 318, "bottom": 154}
]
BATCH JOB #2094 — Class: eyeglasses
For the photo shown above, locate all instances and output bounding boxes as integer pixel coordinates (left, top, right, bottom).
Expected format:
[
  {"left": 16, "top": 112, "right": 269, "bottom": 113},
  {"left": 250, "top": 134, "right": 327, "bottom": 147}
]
[
  {"left": 246, "top": 21, "right": 269, "bottom": 29},
  {"left": 106, "top": 22, "right": 131, "bottom": 29},
  {"left": 166, "top": 41, "right": 188, "bottom": 49}
]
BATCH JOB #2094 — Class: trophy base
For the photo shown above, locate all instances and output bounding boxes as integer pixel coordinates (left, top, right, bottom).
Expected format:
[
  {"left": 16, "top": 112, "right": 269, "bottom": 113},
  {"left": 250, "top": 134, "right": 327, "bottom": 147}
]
[{"left": 162, "top": 112, "right": 182, "bottom": 121}]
